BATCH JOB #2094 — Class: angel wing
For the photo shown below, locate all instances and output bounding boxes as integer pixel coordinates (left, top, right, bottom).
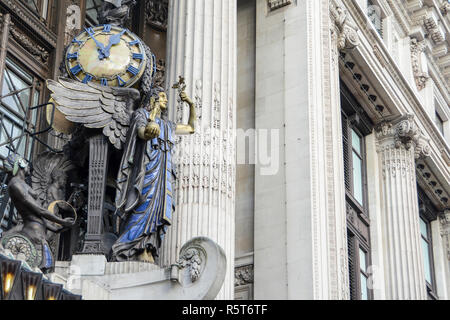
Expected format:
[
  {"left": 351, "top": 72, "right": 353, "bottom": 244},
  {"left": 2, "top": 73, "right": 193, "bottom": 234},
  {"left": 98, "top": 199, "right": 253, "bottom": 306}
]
[
  {"left": 46, "top": 77, "right": 141, "bottom": 150},
  {"left": 31, "top": 151, "right": 75, "bottom": 208}
]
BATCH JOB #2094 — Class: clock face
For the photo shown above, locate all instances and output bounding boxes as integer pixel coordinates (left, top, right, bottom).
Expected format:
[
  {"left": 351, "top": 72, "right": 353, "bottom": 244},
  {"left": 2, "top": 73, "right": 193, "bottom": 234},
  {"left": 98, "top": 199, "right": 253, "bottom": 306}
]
[{"left": 65, "top": 25, "right": 149, "bottom": 88}]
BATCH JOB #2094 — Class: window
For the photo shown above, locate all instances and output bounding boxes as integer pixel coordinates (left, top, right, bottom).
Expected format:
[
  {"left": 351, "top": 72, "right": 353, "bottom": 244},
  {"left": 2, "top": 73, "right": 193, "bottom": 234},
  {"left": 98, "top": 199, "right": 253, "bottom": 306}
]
[
  {"left": 85, "top": 0, "right": 103, "bottom": 26},
  {"left": 23, "top": 0, "right": 51, "bottom": 21},
  {"left": 341, "top": 82, "right": 374, "bottom": 300},
  {"left": 435, "top": 112, "right": 444, "bottom": 136},
  {"left": 417, "top": 188, "right": 438, "bottom": 300},
  {"left": 0, "top": 57, "right": 41, "bottom": 161}
]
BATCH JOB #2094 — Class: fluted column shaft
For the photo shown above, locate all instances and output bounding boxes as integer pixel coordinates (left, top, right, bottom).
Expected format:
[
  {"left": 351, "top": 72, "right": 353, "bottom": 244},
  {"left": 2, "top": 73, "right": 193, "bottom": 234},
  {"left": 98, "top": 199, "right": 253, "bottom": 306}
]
[
  {"left": 162, "top": 0, "right": 237, "bottom": 299},
  {"left": 376, "top": 115, "right": 430, "bottom": 299}
]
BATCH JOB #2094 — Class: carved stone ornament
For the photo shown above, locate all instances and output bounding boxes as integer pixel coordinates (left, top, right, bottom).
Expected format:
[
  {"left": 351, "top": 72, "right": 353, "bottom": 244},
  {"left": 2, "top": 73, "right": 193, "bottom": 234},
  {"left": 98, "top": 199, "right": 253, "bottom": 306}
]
[
  {"left": 410, "top": 38, "right": 430, "bottom": 91},
  {"left": 267, "top": 0, "right": 292, "bottom": 11},
  {"left": 235, "top": 264, "right": 254, "bottom": 286},
  {"left": 442, "top": 1, "right": 450, "bottom": 16},
  {"left": 330, "top": 4, "right": 360, "bottom": 51},
  {"left": 176, "top": 248, "right": 203, "bottom": 283},
  {"left": 439, "top": 210, "right": 450, "bottom": 260},
  {"left": 376, "top": 114, "right": 431, "bottom": 159},
  {"left": 145, "top": 0, "right": 168, "bottom": 30}
]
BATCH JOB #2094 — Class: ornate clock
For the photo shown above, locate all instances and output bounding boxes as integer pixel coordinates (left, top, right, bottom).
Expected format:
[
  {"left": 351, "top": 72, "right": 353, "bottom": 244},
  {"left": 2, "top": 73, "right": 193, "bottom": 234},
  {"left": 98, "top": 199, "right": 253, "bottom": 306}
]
[{"left": 65, "top": 25, "right": 149, "bottom": 88}]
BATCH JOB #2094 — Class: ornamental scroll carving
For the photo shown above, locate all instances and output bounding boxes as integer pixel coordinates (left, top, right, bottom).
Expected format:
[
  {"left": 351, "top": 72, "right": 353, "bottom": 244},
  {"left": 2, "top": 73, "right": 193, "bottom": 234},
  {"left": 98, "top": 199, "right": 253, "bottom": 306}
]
[
  {"left": 376, "top": 114, "right": 431, "bottom": 160},
  {"left": 410, "top": 38, "right": 430, "bottom": 91},
  {"left": 330, "top": 4, "right": 360, "bottom": 51},
  {"left": 177, "top": 248, "right": 202, "bottom": 282}
]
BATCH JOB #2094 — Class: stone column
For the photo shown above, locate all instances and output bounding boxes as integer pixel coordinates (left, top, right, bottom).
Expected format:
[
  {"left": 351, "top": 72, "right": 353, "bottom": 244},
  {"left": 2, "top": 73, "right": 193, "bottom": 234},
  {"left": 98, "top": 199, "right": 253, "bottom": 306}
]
[
  {"left": 162, "top": 0, "right": 237, "bottom": 300},
  {"left": 376, "top": 114, "right": 430, "bottom": 299}
]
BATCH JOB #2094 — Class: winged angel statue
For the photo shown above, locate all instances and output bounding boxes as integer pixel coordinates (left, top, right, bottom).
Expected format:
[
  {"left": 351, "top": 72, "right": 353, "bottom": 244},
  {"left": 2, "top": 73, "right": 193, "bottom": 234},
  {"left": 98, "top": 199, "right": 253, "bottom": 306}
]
[{"left": 46, "top": 77, "right": 196, "bottom": 263}]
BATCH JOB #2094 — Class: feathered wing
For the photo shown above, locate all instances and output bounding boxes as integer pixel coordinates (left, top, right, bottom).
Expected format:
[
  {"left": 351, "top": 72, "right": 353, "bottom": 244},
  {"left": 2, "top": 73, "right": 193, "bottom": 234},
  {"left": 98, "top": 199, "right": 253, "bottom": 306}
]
[
  {"left": 31, "top": 152, "right": 75, "bottom": 208},
  {"left": 47, "top": 77, "right": 136, "bottom": 150}
]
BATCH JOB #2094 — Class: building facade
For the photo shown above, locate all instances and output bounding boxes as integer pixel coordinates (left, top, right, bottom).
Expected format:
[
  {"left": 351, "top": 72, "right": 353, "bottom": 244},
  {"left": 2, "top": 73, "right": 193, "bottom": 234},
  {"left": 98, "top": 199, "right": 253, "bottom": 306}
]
[{"left": 0, "top": 0, "right": 448, "bottom": 300}]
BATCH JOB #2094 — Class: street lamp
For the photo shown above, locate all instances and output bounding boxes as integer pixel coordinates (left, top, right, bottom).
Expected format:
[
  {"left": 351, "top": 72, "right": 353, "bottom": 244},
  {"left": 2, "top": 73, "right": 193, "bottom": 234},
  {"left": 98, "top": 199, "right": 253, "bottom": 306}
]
[
  {"left": 42, "top": 280, "right": 63, "bottom": 300},
  {"left": 0, "top": 254, "right": 22, "bottom": 300},
  {"left": 21, "top": 269, "right": 43, "bottom": 300}
]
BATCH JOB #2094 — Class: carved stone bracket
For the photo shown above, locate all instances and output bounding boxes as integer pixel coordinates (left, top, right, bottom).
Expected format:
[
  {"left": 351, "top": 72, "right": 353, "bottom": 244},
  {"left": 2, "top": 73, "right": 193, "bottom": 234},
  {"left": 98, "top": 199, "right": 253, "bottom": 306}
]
[
  {"left": 410, "top": 38, "right": 430, "bottom": 91},
  {"left": 145, "top": 0, "right": 168, "bottom": 30},
  {"left": 330, "top": 3, "right": 360, "bottom": 51},
  {"left": 376, "top": 114, "right": 431, "bottom": 159},
  {"left": 440, "top": 210, "right": 450, "bottom": 260},
  {"left": 234, "top": 264, "right": 254, "bottom": 287}
]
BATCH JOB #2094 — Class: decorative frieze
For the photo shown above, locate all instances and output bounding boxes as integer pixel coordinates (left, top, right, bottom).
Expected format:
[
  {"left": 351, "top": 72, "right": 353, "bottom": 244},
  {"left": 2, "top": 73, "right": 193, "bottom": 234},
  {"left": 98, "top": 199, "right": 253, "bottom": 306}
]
[
  {"left": 267, "top": 0, "right": 292, "bottom": 11},
  {"left": 9, "top": 22, "right": 49, "bottom": 63},
  {"left": 330, "top": 4, "right": 360, "bottom": 51}
]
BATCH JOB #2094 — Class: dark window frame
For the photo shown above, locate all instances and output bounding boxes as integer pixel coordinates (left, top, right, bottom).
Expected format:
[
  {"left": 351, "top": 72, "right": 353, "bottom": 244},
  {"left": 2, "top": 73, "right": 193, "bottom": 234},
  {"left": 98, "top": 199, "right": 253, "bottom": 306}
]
[
  {"left": 417, "top": 187, "right": 439, "bottom": 300},
  {"left": 341, "top": 82, "right": 374, "bottom": 300}
]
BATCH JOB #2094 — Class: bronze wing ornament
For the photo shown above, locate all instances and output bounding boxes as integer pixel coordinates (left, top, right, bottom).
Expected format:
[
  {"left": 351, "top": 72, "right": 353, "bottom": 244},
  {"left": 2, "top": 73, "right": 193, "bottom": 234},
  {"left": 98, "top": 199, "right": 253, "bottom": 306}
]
[
  {"left": 46, "top": 77, "right": 141, "bottom": 150},
  {"left": 31, "top": 151, "right": 75, "bottom": 209}
]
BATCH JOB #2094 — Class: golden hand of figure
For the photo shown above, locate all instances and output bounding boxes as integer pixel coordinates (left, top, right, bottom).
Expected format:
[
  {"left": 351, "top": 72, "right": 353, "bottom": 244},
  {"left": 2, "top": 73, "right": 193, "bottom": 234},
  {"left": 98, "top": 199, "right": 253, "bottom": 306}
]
[
  {"left": 144, "top": 121, "right": 161, "bottom": 140},
  {"left": 180, "top": 91, "right": 192, "bottom": 104}
]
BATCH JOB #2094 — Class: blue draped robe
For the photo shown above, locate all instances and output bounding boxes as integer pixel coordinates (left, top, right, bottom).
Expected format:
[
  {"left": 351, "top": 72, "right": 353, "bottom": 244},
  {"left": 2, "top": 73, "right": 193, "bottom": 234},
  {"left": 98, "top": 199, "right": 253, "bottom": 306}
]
[{"left": 112, "top": 109, "right": 176, "bottom": 261}]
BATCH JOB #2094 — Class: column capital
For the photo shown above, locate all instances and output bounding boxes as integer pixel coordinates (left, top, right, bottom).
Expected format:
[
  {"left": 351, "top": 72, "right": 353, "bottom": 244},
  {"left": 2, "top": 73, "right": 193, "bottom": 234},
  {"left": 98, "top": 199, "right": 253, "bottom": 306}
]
[
  {"left": 330, "top": 2, "right": 360, "bottom": 51},
  {"left": 376, "top": 114, "right": 431, "bottom": 159}
]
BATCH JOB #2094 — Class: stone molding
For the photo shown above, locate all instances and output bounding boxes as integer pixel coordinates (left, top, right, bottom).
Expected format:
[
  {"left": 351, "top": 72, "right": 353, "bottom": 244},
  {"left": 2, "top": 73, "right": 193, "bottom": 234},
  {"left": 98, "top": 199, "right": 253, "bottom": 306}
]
[
  {"left": 376, "top": 114, "right": 431, "bottom": 160},
  {"left": 267, "top": 0, "right": 292, "bottom": 12}
]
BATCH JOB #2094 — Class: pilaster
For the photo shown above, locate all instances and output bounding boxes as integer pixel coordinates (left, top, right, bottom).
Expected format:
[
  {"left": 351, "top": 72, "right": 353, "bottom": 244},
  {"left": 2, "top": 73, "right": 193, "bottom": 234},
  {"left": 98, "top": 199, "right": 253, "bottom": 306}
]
[
  {"left": 162, "top": 0, "right": 237, "bottom": 300},
  {"left": 376, "top": 114, "right": 430, "bottom": 299}
]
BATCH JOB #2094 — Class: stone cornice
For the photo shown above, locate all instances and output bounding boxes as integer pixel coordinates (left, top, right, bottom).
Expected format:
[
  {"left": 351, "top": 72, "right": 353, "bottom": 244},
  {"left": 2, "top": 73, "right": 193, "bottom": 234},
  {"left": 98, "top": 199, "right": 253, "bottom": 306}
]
[
  {"left": 0, "top": 0, "right": 57, "bottom": 48},
  {"left": 342, "top": 0, "right": 450, "bottom": 174}
]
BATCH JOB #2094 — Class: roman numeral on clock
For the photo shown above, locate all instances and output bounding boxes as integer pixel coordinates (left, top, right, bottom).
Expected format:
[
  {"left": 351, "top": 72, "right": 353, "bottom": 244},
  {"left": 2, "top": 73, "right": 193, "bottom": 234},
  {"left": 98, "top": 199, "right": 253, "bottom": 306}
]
[
  {"left": 117, "top": 76, "right": 127, "bottom": 87},
  {"left": 82, "top": 74, "right": 93, "bottom": 84},
  {"left": 103, "top": 24, "right": 112, "bottom": 33},
  {"left": 72, "top": 38, "right": 83, "bottom": 45},
  {"left": 101, "top": 78, "right": 108, "bottom": 86},
  {"left": 127, "top": 65, "right": 139, "bottom": 76},
  {"left": 129, "top": 40, "right": 139, "bottom": 46},
  {"left": 70, "top": 64, "right": 82, "bottom": 75},
  {"left": 67, "top": 52, "right": 79, "bottom": 60},
  {"left": 132, "top": 53, "right": 143, "bottom": 60},
  {"left": 85, "top": 27, "right": 95, "bottom": 36}
]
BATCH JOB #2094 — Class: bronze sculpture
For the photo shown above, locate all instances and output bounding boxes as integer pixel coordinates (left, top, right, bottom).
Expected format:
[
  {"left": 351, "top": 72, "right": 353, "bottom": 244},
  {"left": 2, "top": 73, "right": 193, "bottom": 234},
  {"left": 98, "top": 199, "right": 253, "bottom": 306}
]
[
  {"left": 1, "top": 154, "right": 76, "bottom": 271},
  {"left": 0, "top": 0, "right": 196, "bottom": 266}
]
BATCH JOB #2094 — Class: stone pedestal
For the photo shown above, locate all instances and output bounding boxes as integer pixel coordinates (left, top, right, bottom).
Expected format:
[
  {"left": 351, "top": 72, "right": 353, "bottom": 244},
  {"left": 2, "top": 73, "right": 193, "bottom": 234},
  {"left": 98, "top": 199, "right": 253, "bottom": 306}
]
[
  {"left": 376, "top": 114, "right": 430, "bottom": 299},
  {"left": 162, "top": 0, "right": 237, "bottom": 300},
  {"left": 54, "top": 237, "right": 226, "bottom": 300}
]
